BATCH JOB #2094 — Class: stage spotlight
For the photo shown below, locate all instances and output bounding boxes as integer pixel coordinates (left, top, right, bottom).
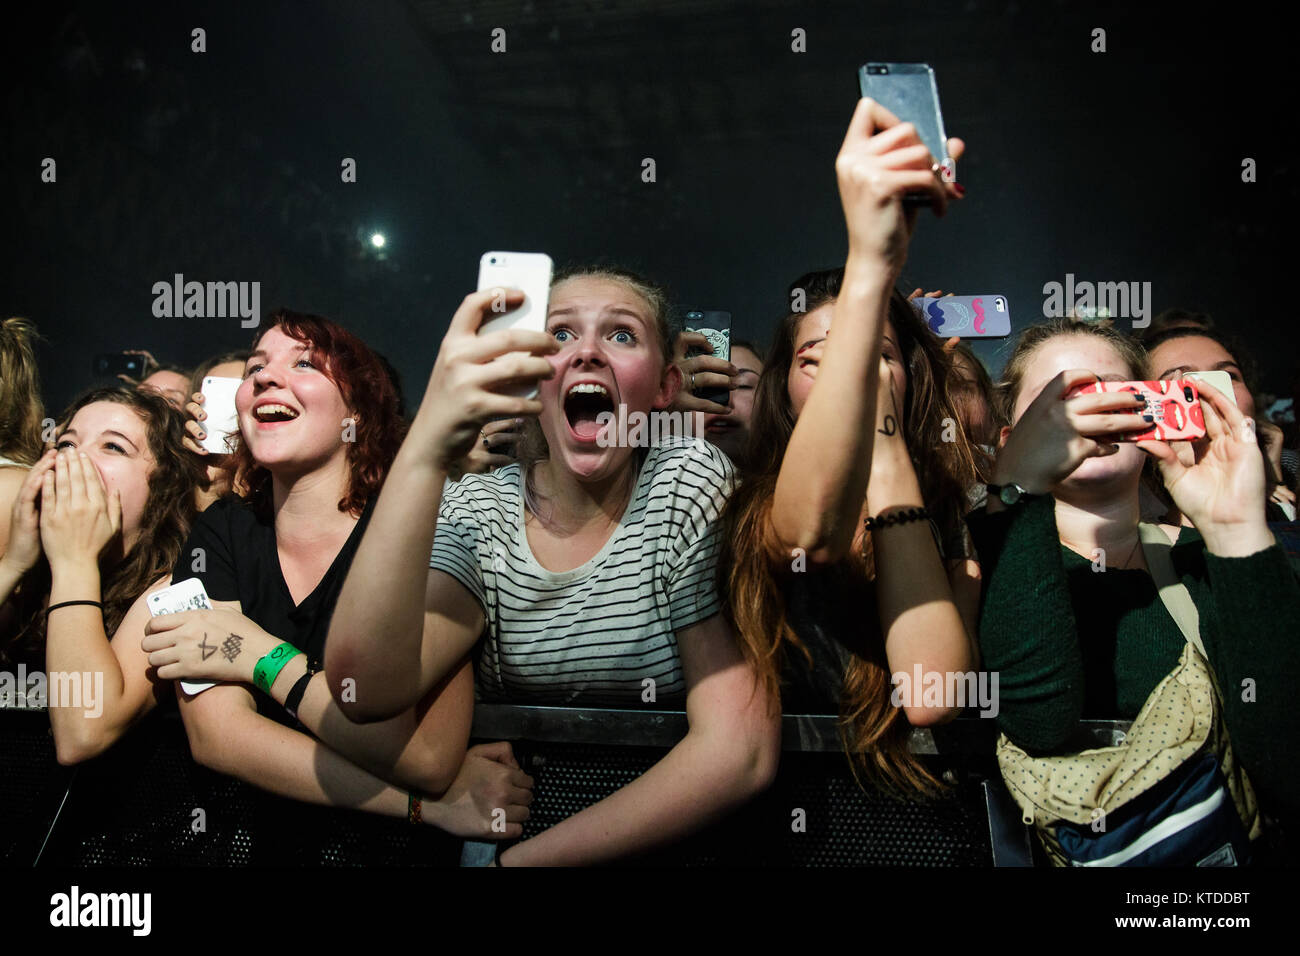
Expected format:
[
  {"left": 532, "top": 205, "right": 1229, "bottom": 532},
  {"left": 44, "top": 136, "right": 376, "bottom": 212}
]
[{"left": 370, "top": 232, "right": 386, "bottom": 248}]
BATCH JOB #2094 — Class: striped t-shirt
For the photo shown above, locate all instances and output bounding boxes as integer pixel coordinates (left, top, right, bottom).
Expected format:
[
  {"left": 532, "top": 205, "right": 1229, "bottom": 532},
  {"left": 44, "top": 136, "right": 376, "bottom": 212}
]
[{"left": 430, "top": 436, "right": 735, "bottom": 705}]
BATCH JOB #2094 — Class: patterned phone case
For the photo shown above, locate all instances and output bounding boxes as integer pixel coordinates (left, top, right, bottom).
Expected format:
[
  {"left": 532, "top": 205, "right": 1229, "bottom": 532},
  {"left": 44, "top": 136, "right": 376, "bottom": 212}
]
[
  {"left": 1077, "top": 379, "right": 1206, "bottom": 442},
  {"left": 913, "top": 295, "right": 1011, "bottom": 338}
]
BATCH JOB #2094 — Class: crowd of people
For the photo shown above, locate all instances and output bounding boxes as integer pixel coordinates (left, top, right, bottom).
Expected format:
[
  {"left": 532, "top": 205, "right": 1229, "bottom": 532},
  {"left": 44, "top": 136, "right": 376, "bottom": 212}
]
[{"left": 2, "top": 98, "right": 1297, "bottom": 866}]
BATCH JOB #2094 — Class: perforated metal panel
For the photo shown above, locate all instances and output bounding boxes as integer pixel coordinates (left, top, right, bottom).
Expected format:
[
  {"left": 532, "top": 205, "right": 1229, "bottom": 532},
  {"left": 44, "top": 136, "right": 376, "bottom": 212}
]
[
  {"left": 37, "top": 711, "right": 457, "bottom": 867},
  {"left": 0, "top": 709, "right": 72, "bottom": 865},
  {"left": 512, "top": 743, "right": 991, "bottom": 866}
]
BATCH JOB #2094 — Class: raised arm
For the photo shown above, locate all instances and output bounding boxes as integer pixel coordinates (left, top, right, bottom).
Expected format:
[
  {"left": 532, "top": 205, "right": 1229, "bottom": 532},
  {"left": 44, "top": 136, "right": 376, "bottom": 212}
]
[
  {"left": 864, "top": 364, "right": 977, "bottom": 725},
  {"left": 1140, "top": 382, "right": 1299, "bottom": 818},
  {"left": 496, "top": 613, "right": 780, "bottom": 866},
  {"left": 772, "top": 98, "right": 962, "bottom": 563},
  {"left": 325, "top": 289, "right": 556, "bottom": 720},
  {"left": 0, "top": 451, "right": 53, "bottom": 608}
]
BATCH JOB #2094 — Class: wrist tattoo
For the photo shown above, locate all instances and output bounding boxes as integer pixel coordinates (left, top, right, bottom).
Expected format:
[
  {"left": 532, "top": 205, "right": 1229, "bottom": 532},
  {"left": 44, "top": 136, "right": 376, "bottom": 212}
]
[
  {"left": 199, "top": 633, "right": 217, "bottom": 661},
  {"left": 220, "top": 632, "right": 243, "bottom": 663},
  {"left": 878, "top": 389, "right": 900, "bottom": 437}
]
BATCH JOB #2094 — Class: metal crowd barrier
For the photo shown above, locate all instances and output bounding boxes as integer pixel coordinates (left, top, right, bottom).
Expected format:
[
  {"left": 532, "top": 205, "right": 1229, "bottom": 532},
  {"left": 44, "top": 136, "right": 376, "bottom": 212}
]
[{"left": 0, "top": 700, "right": 1131, "bottom": 867}]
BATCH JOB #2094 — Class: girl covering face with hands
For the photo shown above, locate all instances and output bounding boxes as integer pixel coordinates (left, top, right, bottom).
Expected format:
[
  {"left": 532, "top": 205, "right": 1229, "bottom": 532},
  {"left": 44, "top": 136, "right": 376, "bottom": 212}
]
[{"left": 0, "top": 388, "right": 199, "bottom": 740}]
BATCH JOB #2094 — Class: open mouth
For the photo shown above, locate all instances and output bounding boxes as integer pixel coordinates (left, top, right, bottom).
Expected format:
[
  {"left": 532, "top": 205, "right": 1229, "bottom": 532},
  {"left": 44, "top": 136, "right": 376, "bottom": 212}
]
[
  {"left": 563, "top": 382, "right": 615, "bottom": 442},
  {"left": 252, "top": 402, "right": 300, "bottom": 425}
]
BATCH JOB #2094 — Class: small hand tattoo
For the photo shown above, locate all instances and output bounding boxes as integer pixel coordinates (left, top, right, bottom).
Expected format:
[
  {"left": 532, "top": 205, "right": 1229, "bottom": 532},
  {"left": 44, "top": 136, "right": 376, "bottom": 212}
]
[
  {"left": 220, "top": 633, "right": 243, "bottom": 663},
  {"left": 199, "top": 633, "right": 217, "bottom": 661}
]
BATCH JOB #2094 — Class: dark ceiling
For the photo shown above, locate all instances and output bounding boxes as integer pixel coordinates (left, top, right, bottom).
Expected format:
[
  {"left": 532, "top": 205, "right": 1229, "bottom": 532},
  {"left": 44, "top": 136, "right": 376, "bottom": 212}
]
[{"left": 3, "top": 0, "right": 1296, "bottom": 411}]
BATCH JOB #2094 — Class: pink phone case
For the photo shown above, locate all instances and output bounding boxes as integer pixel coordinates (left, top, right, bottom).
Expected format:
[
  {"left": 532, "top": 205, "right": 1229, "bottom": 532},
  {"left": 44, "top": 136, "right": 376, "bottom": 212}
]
[{"left": 1076, "top": 379, "right": 1206, "bottom": 442}]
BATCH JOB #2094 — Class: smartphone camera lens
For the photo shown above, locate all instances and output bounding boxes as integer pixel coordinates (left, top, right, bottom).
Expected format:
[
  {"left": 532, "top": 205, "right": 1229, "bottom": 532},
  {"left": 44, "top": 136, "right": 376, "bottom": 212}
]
[{"left": 1183, "top": 385, "right": 1195, "bottom": 402}]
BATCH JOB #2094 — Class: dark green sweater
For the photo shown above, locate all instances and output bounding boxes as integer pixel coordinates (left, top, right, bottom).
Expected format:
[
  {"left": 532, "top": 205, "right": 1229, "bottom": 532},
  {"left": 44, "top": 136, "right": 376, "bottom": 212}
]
[{"left": 969, "top": 494, "right": 1300, "bottom": 823}]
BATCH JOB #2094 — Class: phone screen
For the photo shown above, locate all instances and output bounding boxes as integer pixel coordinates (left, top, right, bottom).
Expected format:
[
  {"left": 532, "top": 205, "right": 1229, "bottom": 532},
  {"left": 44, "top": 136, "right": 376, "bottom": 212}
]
[{"left": 858, "top": 63, "right": 951, "bottom": 178}]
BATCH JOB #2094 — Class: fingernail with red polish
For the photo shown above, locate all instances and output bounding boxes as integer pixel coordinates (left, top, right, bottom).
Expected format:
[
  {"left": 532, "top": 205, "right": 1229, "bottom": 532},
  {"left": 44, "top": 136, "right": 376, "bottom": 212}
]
[{"left": 953, "top": 183, "right": 966, "bottom": 196}]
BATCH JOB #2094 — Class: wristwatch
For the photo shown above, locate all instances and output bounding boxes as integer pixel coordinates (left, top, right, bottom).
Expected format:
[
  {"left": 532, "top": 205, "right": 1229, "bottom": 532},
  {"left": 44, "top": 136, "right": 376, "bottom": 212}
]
[{"left": 986, "top": 482, "right": 1037, "bottom": 506}]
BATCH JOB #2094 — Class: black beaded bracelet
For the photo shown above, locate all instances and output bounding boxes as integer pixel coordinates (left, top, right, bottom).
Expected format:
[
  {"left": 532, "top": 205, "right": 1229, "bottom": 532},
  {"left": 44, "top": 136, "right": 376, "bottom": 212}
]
[{"left": 862, "top": 506, "right": 930, "bottom": 531}]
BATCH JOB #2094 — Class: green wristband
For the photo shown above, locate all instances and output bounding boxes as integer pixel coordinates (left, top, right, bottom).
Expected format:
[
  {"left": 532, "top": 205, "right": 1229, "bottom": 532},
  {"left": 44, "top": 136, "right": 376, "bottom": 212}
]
[{"left": 253, "top": 642, "right": 302, "bottom": 695}]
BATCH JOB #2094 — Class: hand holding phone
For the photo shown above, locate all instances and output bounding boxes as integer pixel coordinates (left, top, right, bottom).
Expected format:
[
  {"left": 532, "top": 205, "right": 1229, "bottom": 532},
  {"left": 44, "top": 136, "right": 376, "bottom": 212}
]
[
  {"left": 476, "top": 252, "right": 553, "bottom": 401},
  {"left": 1136, "top": 374, "right": 1274, "bottom": 556},
  {"left": 198, "top": 376, "right": 241, "bottom": 454},
  {"left": 1075, "top": 380, "right": 1207, "bottom": 442},
  {"left": 858, "top": 63, "right": 955, "bottom": 204},
  {"left": 147, "top": 578, "right": 216, "bottom": 695},
  {"left": 835, "top": 95, "right": 962, "bottom": 274},
  {"left": 419, "top": 257, "right": 556, "bottom": 472},
  {"left": 992, "top": 369, "right": 1152, "bottom": 494},
  {"left": 914, "top": 295, "right": 1012, "bottom": 338},
  {"left": 683, "top": 311, "right": 733, "bottom": 408}
]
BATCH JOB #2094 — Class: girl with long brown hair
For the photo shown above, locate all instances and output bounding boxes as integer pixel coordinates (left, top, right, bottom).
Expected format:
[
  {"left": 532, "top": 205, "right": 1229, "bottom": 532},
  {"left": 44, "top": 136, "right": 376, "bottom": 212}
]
[
  {"left": 718, "top": 98, "right": 979, "bottom": 796},
  {"left": 0, "top": 387, "right": 201, "bottom": 685}
]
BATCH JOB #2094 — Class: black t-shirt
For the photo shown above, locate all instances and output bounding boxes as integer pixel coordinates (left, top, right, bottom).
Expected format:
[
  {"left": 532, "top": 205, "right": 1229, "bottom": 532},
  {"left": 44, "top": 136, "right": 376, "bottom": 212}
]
[
  {"left": 170, "top": 494, "right": 374, "bottom": 721},
  {"left": 780, "top": 565, "right": 875, "bottom": 715}
]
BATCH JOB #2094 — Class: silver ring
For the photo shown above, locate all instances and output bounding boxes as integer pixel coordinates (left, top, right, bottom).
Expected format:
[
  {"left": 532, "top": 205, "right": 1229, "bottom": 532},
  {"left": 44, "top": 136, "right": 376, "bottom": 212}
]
[{"left": 690, "top": 372, "right": 696, "bottom": 390}]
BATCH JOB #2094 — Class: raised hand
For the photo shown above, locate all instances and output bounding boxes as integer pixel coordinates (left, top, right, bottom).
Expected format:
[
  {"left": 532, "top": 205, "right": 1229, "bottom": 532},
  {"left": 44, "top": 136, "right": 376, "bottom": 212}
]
[
  {"left": 181, "top": 391, "right": 209, "bottom": 456},
  {"left": 993, "top": 369, "right": 1150, "bottom": 494},
  {"left": 1, "top": 450, "right": 56, "bottom": 576},
  {"left": 450, "top": 417, "right": 522, "bottom": 481},
  {"left": 836, "top": 97, "right": 964, "bottom": 276},
  {"left": 39, "top": 450, "right": 122, "bottom": 573},
  {"left": 1138, "top": 380, "right": 1274, "bottom": 556},
  {"left": 413, "top": 289, "right": 559, "bottom": 473},
  {"left": 669, "top": 330, "right": 737, "bottom": 416}
]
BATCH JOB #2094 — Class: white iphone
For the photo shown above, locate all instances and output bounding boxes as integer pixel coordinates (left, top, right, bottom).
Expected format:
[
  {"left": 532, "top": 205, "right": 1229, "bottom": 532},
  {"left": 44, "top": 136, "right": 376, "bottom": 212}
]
[
  {"left": 199, "top": 376, "right": 242, "bottom": 454},
  {"left": 147, "top": 578, "right": 216, "bottom": 695},
  {"left": 1183, "top": 370, "right": 1238, "bottom": 408},
  {"left": 476, "top": 251, "right": 553, "bottom": 399}
]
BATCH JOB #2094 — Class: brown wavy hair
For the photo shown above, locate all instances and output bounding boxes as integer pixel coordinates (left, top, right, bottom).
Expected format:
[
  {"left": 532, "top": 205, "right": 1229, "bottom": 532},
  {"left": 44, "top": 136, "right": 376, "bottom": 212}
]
[
  {"left": 0, "top": 317, "right": 46, "bottom": 466},
  {"left": 231, "top": 310, "right": 406, "bottom": 516},
  {"left": 719, "top": 269, "right": 985, "bottom": 797},
  {"left": 3, "top": 388, "right": 203, "bottom": 665}
]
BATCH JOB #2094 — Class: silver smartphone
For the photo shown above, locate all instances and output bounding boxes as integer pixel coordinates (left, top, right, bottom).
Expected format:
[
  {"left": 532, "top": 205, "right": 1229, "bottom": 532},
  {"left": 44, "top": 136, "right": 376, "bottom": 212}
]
[{"left": 858, "top": 62, "right": 952, "bottom": 199}]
